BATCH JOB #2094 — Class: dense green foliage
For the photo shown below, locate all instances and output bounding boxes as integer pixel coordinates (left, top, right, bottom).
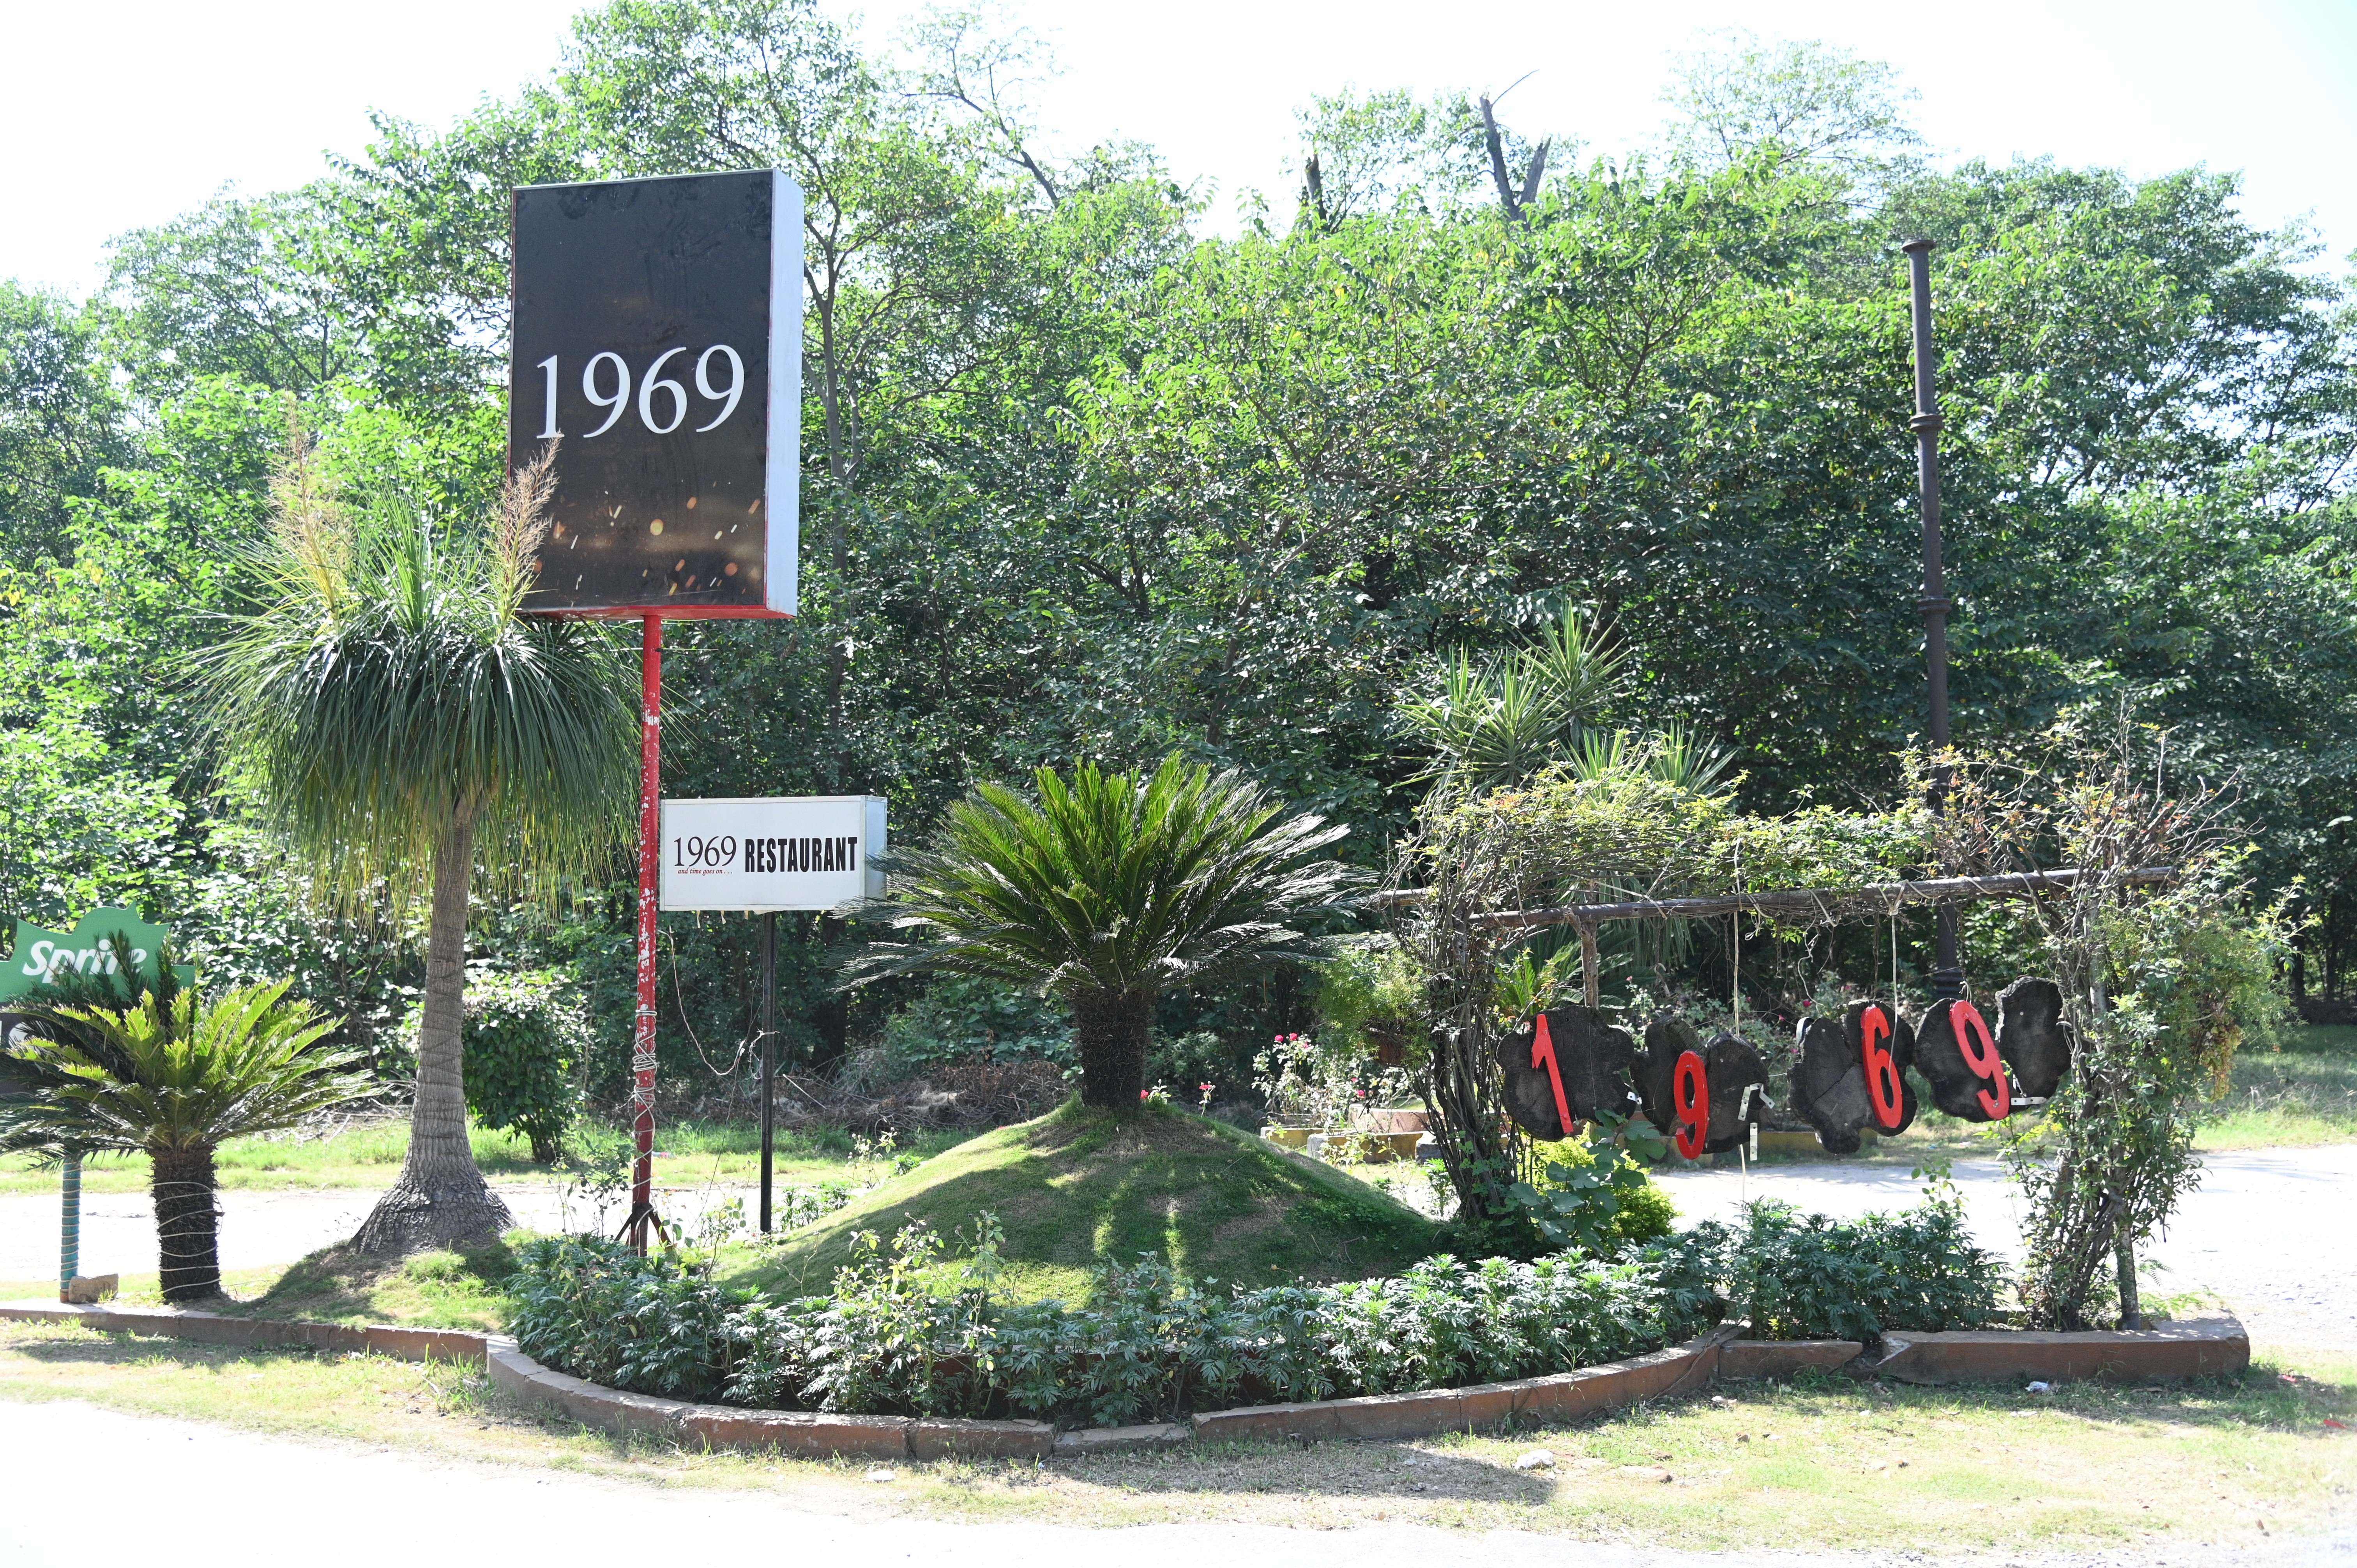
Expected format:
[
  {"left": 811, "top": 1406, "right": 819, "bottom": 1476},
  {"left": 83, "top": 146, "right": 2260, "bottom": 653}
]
[
  {"left": 508, "top": 1188, "right": 1997, "bottom": 1419},
  {"left": 852, "top": 756, "right": 1354, "bottom": 1105},
  {"left": 1, "top": 7, "right": 2351, "bottom": 1088},
  {"left": 393, "top": 969, "right": 589, "bottom": 1163},
  {"left": 511, "top": 1221, "right": 1724, "bottom": 1422},
  {"left": 1694, "top": 1194, "right": 2004, "bottom": 1341}
]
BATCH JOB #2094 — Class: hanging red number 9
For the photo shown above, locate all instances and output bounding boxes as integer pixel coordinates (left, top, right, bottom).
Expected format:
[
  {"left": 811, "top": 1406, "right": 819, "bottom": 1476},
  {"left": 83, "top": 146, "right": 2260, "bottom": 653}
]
[
  {"left": 1671, "top": 1049, "right": 1709, "bottom": 1159},
  {"left": 1861, "top": 1004, "right": 1905, "bottom": 1132},
  {"left": 1950, "top": 1000, "right": 2009, "bottom": 1121}
]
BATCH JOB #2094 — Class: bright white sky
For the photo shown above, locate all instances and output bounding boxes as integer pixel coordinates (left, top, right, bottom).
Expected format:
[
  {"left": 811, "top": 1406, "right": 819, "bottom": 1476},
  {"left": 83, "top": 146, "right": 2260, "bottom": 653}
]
[{"left": 5, "top": 0, "right": 2352, "bottom": 297}]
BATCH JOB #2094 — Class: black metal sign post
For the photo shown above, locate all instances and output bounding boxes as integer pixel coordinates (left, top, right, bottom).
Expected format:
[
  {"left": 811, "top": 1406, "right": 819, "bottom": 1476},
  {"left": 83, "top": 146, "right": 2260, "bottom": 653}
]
[
  {"left": 1903, "top": 238, "right": 1964, "bottom": 1002},
  {"left": 759, "top": 909, "right": 778, "bottom": 1232}
]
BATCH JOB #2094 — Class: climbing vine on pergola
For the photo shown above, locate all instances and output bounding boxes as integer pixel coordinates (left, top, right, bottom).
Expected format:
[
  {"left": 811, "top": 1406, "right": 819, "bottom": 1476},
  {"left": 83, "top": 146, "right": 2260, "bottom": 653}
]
[{"left": 1382, "top": 729, "right": 2281, "bottom": 1330}]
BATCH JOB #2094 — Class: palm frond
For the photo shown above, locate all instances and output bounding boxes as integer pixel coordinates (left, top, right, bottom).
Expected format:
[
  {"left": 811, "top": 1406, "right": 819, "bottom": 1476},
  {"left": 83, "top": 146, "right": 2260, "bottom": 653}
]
[
  {"left": 0, "top": 979, "right": 370, "bottom": 1155},
  {"left": 194, "top": 430, "right": 637, "bottom": 919},
  {"left": 846, "top": 756, "right": 1362, "bottom": 1002}
]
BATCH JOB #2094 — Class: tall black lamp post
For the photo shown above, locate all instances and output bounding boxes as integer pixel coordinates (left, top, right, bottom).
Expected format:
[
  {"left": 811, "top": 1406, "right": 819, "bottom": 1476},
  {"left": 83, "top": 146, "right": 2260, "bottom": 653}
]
[{"left": 1904, "top": 238, "right": 1965, "bottom": 1001}]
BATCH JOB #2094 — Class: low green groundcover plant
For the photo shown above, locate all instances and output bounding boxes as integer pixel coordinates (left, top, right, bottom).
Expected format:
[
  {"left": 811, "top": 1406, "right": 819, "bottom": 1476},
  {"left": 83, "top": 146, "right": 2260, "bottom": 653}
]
[{"left": 508, "top": 1194, "right": 1999, "bottom": 1427}]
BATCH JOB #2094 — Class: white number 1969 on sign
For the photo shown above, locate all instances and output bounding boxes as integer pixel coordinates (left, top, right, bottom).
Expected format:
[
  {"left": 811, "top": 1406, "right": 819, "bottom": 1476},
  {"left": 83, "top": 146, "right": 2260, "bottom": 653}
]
[{"left": 534, "top": 346, "right": 746, "bottom": 440}]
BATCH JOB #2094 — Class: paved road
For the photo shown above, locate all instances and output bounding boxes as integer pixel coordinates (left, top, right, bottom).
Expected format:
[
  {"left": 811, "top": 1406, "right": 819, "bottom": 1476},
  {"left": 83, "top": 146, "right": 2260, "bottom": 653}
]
[
  {"left": 4, "top": 1148, "right": 2350, "bottom": 1352},
  {"left": 0, "top": 1401, "right": 2337, "bottom": 1568}
]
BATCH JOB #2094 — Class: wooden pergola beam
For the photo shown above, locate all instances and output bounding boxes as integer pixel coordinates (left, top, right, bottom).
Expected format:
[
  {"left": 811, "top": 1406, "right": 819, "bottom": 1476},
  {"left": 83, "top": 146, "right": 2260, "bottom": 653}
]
[{"left": 1474, "top": 866, "right": 2178, "bottom": 932}]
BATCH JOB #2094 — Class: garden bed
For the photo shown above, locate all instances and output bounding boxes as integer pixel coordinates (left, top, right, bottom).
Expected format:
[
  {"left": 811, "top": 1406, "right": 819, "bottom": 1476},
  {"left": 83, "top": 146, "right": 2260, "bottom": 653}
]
[{"left": 0, "top": 1299, "right": 2249, "bottom": 1459}]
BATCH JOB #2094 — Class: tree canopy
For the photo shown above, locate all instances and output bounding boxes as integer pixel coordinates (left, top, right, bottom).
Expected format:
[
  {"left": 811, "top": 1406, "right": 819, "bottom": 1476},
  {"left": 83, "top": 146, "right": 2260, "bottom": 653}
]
[{"left": 2, "top": 7, "right": 2352, "bottom": 1082}]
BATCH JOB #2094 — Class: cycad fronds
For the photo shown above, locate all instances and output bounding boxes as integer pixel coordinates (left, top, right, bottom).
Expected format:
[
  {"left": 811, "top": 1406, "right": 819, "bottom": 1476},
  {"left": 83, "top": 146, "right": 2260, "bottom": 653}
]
[
  {"left": 850, "top": 755, "right": 1360, "bottom": 1001},
  {"left": 3, "top": 979, "right": 369, "bottom": 1154}
]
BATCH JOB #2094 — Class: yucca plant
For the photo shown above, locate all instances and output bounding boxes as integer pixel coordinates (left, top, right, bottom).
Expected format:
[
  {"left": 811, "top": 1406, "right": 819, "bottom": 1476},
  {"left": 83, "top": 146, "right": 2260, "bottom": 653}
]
[
  {"left": 2, "top": 958, "right": 370, "bottom": 1301},
  {"left": 196, "top": 426, "right": 638, "bottom": 1253},
  {"left": 1395, "top": 611, "right": 1625, "bottom": 797},
  {"left": 850, "top": 756, "right": 1359, "bottom": 1107}
]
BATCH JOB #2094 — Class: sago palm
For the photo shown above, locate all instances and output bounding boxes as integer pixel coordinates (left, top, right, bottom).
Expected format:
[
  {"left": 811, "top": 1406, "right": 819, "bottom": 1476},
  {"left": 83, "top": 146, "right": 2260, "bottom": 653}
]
[
  {"left": 196, "top": 433, "right": 637, "bottom": 1253},
  {"left": 1, "top": 968, "right": 371, "bottom": 1301},
  {"left": 851, "top": 756, "right": 1358, "bottom": 1107}
]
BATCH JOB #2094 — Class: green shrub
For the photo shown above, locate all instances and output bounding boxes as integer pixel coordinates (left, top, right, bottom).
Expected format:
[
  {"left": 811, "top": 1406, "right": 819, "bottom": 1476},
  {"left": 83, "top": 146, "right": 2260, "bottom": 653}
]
[
  {"left": 394, "top": 969, "right": 588, "bottom": 1162},
  {"left": 1697, "top": 1194, "right": 2005, "bottom": 1341},
  {"left": 1501, "top": 1114, "right": 1678, "bottom": 1254},
  {"left": 509, "top": 1222, "right": 1724, "bottom": 1424},
  {"left": 876, "top": 974, "right": 1074, "bottom": 1077}
]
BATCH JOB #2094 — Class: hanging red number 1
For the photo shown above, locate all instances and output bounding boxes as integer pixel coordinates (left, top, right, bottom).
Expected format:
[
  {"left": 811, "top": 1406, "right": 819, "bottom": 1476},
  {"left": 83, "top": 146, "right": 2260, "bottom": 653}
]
[
  {"left": 1530, "top": 1013, "right": 1576, "bottom": 1140},
  {"left": 1861, "top": 1003, "right": 1905, "bottom": 1132},
  {"left": 1949, "top": 1000, "right": 2009, "bottom": 1120},
  {"left": 1671, "top": 1049, "right": 1709, "bottom": 1159}
]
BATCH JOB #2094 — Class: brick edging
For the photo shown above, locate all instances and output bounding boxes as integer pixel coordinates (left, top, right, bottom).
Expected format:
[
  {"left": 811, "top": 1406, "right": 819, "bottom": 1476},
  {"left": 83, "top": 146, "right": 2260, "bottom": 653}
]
[{"left": 0, "top": 1301, "right": 2250, "bottom": 1456}]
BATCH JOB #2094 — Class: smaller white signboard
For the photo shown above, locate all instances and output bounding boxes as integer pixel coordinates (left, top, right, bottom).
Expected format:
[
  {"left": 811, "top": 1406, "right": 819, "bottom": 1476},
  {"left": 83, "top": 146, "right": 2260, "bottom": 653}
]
[{"left": 658, "top": 796, "right": 886, "bottom": 912}]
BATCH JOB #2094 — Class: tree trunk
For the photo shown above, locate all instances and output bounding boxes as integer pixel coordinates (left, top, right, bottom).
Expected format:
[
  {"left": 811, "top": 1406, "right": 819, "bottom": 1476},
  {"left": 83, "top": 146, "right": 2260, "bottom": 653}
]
[
  {"left": 2115, "top": 1235, "right": 2142, "bottom": 1330},
  {"left": 352, "top": 814, "right": 514, "bottom": 1255},
  {"left": 151, "top": 1144, "right": 221, "bottom": 1302},
  {"left": 1071, "top": 990, "right": 1151, "bottom": 1109}
]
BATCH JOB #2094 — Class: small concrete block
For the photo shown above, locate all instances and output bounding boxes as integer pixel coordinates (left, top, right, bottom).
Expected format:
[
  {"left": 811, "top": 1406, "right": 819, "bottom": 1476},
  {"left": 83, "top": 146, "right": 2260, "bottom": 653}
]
[
  {"left": 1870, "top": 1316, "right": 2248, "bottom": 1385},
  {"left": 62, "top": 1275, "right": 117, "bottom": 1304},
  {"left": 1323, "top": 1388, "right": 1463, "bottom": 1441},
  {"left": 909, "top": 1416, "right": 1053, "bottom": 1460},
  {"left": 1456, "top": 1381, "right": 1518, "bottom": 1430},
  {"left": 1191, "top": 1398, "right": 1343, "bottom": 1445},
  {"left": 1721, "top": 1340, "right": 1864, "bottom": 1379},
  {"left": 1052, "top": 1423, "right": 1191, "bottom": 1456},
  {"left": 682, "top": 1406, "right": 913, "bottom": 1459},
  {"left": 363, "top": 1325, "right": 490, "bottom": 1364}
]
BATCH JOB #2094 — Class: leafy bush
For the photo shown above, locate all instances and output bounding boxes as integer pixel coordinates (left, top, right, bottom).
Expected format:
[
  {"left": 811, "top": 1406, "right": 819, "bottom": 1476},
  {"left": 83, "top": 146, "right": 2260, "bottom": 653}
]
[
  {"left": 511, "top": 1223, "right": 1726, "bottom": 1425},
  {"left": 1695, "top": 1194, "right": 2005, "bottom": 1341},
  {"left": 394, "top": 969, "right": 587, "bottom": 1162},
  {"left": 1506, "top": 1115, "right": 1678, "bottom": 1254},
  {"left": 506, "top": 1235, "right": 740, "bottom": 1398},
  {"left": 876, "top": 974, "right": 1075, "bottom": 1076}
]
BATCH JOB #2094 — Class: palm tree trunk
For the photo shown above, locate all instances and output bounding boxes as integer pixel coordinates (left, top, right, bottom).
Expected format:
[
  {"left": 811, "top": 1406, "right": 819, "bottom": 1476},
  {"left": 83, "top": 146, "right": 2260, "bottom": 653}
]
[
  {"left": 1072, "top": 990, "right": 1151, "bottom": 1109},
  {"left": 352, "top": 814, "right": 514, "bottom": 1254},
  {"left": 151, "top": 1144, "right": 221, "bottom": 1302}
]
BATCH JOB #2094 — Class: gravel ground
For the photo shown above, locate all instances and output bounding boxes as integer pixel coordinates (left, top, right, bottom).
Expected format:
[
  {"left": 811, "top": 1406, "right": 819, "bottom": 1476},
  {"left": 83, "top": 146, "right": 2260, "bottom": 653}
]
[
  {"left": 2, "top": 1148, "right": 2351, "bottom": 1353},
  {"left": 0, "top": 1402, "right": 2345, "bottom": 1568}
]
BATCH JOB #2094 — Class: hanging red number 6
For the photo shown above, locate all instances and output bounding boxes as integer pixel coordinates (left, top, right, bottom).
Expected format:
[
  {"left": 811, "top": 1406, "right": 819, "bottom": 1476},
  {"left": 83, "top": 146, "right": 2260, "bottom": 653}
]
[
  {"left": 1671, "top": 1049, "right": 1709, "bottom": 1159},
  {"left": 1861, "top": 1003, "right": 1905, "bottom": 1132},
  {"left": 1950, "top": 1000, "right": 2009, "bottom": 1120}
]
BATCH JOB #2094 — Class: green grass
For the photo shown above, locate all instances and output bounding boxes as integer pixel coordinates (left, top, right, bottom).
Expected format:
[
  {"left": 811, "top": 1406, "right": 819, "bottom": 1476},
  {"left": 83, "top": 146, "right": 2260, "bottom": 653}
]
[
  {"left": 719, "top": 1099, "right": 1449, "bottom": 1301},
  {"left": 0, "top": 1321, "right": 2343, "bottom": 1549},
  {"left": 0, "top": 1242, "right": 523, "bottom": 1329},
  {"left": 2199, "top": 1022, "right": 2357, "bottom": 1147},
  {"left": 0, "top": 1115, "right": 964, "bottom": 1195}
]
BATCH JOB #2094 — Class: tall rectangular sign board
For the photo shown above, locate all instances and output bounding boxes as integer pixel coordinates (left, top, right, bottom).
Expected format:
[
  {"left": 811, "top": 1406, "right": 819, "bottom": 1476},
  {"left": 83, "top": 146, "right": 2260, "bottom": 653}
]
[{"left": 510, "top": 169, "right": 803, "bottom": 617}]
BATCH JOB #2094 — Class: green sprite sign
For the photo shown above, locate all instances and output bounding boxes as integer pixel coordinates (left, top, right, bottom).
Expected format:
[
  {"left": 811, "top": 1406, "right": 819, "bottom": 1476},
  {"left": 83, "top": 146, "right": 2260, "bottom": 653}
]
[{"left": 0, "top": 907, "right": 193, "bottom": 1005}]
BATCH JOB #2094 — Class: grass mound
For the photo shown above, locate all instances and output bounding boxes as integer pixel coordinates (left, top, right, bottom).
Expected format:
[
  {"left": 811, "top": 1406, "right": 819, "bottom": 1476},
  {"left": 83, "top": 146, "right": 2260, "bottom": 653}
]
[{"left": 720, "top": 1099, "right": 1447, "bottom": 1301}]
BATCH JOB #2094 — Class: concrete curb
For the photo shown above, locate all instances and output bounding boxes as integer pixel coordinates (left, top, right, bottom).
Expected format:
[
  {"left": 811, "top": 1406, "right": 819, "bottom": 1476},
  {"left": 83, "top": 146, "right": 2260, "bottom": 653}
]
[
  {"left": 1864, "top": 1316, "right": 2250, "bottom": 1384},
  {"left": 0, "top": 1301, "right": 485, "bottom": 1362},
  {"left": 1, "top": 1301, "right": 2252, "bottom": 1456}
]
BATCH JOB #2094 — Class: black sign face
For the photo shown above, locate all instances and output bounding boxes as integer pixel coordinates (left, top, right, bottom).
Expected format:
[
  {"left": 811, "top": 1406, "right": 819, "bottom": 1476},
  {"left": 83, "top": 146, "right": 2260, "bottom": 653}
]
[{"left": 509, "top": 170, "right": 802, "bottom": 617}]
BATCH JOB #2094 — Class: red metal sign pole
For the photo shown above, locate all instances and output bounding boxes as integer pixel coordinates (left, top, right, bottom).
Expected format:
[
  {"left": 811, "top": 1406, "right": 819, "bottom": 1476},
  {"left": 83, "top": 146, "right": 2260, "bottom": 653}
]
[{"left": 626, "top": 613, "right": 663, "bottom": 1250}]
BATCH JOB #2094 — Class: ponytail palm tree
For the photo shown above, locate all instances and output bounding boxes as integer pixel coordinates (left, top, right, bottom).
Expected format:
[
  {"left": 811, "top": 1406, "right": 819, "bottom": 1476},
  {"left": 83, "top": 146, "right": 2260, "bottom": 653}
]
[
  {"left": 850, "top": 756, "right": 1358, "bottom": 1107},
  {"left": 198, "top": 436, "right": 637, "bottom": 1254}
]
